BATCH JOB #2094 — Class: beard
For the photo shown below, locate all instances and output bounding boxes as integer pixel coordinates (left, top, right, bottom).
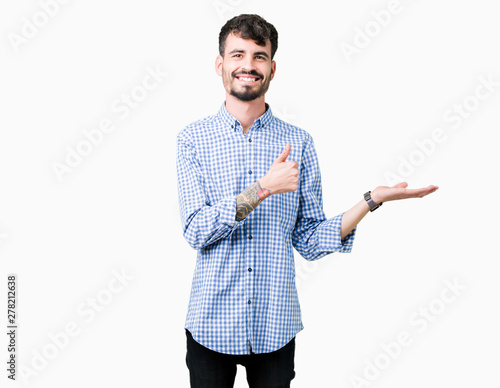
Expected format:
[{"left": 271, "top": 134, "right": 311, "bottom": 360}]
[
  {"left": 230, "top": 85, "right": 266, "bottom": 102},
  {"left": 224, "top": 69, "right": 271, "bottom": 102}
]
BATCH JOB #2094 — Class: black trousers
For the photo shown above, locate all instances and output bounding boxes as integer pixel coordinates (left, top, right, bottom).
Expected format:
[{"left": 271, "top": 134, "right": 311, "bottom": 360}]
[{"left": 185, "top": 329, "right": 296, "bottom": 388}]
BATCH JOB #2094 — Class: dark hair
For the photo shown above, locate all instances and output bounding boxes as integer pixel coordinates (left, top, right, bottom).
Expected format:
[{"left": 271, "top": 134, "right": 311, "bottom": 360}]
[{"left": 219, "top": 14, "right": 278, "bottom": 59}]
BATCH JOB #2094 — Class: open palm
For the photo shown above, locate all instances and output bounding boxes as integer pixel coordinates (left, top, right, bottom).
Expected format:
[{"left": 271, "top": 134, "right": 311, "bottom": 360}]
[{"left": 371, "top": 182, "right": 439, "bottom": 204}]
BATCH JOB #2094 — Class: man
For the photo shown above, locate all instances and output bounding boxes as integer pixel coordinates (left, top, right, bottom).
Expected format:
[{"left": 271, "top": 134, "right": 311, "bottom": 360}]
[{"left": 176, "top": 14, "right": 438, "bottom": 388}]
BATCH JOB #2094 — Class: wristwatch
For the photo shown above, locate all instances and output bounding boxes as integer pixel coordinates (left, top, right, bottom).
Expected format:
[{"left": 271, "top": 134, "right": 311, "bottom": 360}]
[{"left": 364, "top": 191, "right": 382, "bottom": 212}]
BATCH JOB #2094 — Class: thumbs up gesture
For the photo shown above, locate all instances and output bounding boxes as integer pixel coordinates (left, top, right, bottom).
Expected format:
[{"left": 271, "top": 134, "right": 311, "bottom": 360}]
[{"left": 259, "top": 143, "right": 299, "bottom": 195}]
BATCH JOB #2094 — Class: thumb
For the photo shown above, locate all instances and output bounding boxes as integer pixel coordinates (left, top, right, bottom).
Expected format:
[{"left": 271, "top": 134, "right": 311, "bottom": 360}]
[
  {"left": 274, "top": 143, "right": 290, "bottom": 164},
  {"left": 392, "top": 182, "right": 408, "bottom": 189}
]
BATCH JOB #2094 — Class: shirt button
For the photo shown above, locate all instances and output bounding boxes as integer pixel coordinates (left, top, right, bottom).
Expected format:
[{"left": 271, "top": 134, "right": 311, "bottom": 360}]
[
  {"left": 248, "top": 138, "right": 252, "bottom": 142},
  {"left": 248, "top": 300, "right": 251, "bottom": 304},
  {"left": 248, "top": 170, "right": 252, "bottom": 175},
  {"left": 248, "top": 268, "right": 252, "bottom": 272},
  {"left": 248, "top": 235, "right": 252, "bottom": 239}
]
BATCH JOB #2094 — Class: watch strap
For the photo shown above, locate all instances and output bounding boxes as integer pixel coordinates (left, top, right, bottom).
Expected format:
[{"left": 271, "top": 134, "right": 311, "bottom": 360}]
[{"left": 364, "top": 191, "right": 382, "bottom": 212}]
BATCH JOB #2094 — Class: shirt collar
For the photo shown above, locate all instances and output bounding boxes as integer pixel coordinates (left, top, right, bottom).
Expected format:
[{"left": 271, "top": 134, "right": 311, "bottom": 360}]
[{"left": 217, "top": 101, "right": 274, "bottom": 132}]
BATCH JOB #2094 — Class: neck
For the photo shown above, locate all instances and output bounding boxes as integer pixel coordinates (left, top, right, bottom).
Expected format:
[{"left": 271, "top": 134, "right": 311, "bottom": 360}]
[{"left": 225, "top": 94, "right": 266, "bottom": 133}]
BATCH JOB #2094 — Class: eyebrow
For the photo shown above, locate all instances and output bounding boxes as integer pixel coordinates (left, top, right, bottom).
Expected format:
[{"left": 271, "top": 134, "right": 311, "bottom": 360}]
[{"left": 227, "top": 49, "right": 270, "bottom": 59}]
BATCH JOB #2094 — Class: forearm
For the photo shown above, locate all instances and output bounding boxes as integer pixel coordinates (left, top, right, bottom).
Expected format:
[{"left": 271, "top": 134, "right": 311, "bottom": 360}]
[
  {"left": 340, "top": 199, "right": 370, "bottom": 239},
  {"left": 235, "top": 180, "right": 271, "bottom": 221}
]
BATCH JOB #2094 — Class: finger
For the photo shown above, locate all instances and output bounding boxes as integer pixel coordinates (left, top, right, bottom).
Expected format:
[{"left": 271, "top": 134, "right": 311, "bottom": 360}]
[
  {"left": 274, "top": 143, "right": 290, "bottom": 163},
  {"left": 403, "top": 186, "right": 438, "bottom": 198},
  {"left": 423, "top": 185, "right": 439, "bottom": 195},
  {"left": 392, "top": 182, "right": 408, "bottom": 189}
]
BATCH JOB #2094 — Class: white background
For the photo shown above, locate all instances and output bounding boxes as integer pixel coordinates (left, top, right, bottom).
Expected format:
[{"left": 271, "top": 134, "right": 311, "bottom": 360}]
[{"left": 1, "top": 0, "right": 499, "bottom": 387}]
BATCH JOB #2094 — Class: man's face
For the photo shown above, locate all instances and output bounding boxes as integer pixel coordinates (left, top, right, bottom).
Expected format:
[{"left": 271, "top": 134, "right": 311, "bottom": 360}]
[{"left": 216, "top": 33, "right": 276, "bottom": 102}]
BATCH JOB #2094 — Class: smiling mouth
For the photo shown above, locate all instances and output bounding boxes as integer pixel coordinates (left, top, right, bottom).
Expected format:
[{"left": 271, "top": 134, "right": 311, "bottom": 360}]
[{"left": 235, "top": 75, "right": 261, "bottom": 83}]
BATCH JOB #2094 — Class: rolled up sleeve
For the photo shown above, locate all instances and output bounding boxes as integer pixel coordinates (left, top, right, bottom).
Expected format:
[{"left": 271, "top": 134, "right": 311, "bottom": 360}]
[
  {"left": 176, "top": 132, "right": 245, "bottom": 250},
  {"left": 291, "top": 136, "right": 356, "bottom": 261}
]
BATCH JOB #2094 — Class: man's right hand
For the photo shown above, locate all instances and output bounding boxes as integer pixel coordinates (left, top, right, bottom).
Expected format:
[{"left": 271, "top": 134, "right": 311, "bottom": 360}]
[{"left": 259, "top": 143, "right": 299, "bottom": 195}]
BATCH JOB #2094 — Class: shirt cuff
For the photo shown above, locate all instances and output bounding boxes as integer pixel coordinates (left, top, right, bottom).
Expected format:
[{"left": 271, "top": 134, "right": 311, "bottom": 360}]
[
  {"left": 219, "top": 195, "right": 247, "bottom": 231},
  {"left": 317, "top": 212, "right": 356, "bottom": 253},
  {"left": 339, "top": 214, "right": 356, "bottom": 253}
]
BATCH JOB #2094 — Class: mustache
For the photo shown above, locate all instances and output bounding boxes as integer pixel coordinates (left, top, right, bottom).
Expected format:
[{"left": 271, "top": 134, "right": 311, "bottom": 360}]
[{"left": 232, "top": 70, "right": 263, "bottom": 79}]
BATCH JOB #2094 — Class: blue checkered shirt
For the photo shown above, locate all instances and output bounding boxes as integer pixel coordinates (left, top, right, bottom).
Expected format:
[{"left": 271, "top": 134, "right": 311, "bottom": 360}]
[{"left": 176, "top": 102, "right": 356, "bottom": 355}]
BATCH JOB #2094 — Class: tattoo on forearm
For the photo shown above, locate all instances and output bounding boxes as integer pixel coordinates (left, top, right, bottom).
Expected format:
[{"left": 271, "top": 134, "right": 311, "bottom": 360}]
[{"left": 235, "top": 180, "right": 271, "bottom": 221}]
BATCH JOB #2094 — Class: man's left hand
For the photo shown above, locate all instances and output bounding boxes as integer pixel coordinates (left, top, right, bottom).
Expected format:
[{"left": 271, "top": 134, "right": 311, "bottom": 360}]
[{"left": 370, "top": 182, "right": 439, "bottom": 204}]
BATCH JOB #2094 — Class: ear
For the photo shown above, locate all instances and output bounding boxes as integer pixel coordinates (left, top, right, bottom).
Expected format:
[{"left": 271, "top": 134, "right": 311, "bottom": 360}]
[
  {"left": 270, "top": 60, "right": 276, "bottom": 80},
  {"left": 215, "top": 55, "right": 223, "bottom": 76}
]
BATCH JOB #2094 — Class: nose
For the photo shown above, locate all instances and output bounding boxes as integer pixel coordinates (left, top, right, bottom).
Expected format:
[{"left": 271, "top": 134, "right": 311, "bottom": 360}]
[{"left": 240, "top": 56, "right": 257, "bottom": 72}]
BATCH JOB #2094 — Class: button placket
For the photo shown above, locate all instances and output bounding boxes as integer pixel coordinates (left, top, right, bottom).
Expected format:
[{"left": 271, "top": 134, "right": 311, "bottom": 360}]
[{"left": 244, "top": 127, "right": 255, "bottom": 352}]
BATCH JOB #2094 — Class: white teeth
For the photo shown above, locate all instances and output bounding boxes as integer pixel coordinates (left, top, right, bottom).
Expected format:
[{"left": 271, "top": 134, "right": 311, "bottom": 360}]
[{"left": 239, "top": 77, "right": 257, "bottom": 82}]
